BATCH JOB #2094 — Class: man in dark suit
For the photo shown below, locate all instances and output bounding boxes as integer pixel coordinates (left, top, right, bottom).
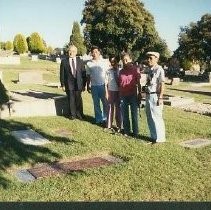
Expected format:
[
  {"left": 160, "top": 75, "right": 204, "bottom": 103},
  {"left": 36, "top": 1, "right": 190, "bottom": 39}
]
[{"left": 60, "top": 45, "right": 86, "bottom": 120}]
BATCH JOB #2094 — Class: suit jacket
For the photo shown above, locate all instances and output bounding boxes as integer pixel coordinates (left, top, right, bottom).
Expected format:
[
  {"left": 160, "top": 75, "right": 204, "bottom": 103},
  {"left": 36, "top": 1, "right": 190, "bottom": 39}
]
[{"left": 60, "top": 56, "right": 86, "bottom": 91}]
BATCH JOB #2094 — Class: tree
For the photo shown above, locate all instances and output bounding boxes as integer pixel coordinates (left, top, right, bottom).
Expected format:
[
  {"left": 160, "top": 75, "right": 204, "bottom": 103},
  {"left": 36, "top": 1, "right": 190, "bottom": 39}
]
[
  {"left": 69, "top": 21, "right": 86, "bottom": 55},
  {"left": 28, "top": 32, "right": 45, "bottom": 54},
  {"left": 5, "top": 41, "right": 13, "bottom": 50},
  {"left": 47, "top": 46, "right": 53, "bottom": 55},
  {"left": 42, "top": 39, "right": 47, "bottom": 53},
  {"left": 13, "top": 34, "right": 28, "bottom": 54},
  {"left": 81, "top": 0, "right": 169, "bottom": 60},
  {"left": 0, "top": 42, "right": 6, "bottom": 50},
  {"left": 174, "top": 13, "right": 211, "bottom": 66}
]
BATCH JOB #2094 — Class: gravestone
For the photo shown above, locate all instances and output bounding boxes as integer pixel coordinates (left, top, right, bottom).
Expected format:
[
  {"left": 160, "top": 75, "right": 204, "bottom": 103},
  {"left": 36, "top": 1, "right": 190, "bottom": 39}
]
[
  {"left": 163, "top": 96, "right": 194, "bottom": 107},
  {"left": 171, "top": 77, "right": 180, "bottom": 85},
  {"left": 31, "top": 55, "right": 38, "bottom": 61},
  {"left": 0, "top": 90, "right": 69, "bottom": 118},
  {"left": 0, "top": 56, "right": 20, "bottom": 64},
  {"left": 208, "top": 72, "right": 211, "bottom": 83},
  {"left": 16, "top": 169, "right": 36, "bottom": 182},
  {"left": 11, "top": 129, "right": 50, "bottom": 145},
  {"left": 56, "top": 57, "right": 61, "bottom": 64},
  {"left": 18, "top": 71, "right": 44, "bottom": 84},
  {"left": 179, "top": 138, "right": 211, "bottom": 148}
]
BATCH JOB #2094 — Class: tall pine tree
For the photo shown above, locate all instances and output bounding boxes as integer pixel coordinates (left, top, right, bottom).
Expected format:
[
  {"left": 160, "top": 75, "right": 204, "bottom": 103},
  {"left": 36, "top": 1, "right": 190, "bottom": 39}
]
[{"left": 70, "top": 21, "right": 86, "bottom": 55}]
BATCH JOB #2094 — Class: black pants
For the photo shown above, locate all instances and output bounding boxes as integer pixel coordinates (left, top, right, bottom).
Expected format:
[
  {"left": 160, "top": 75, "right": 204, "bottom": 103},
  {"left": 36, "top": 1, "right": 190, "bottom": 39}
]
[{"left": 66, "top": 90, "right": 83, "bottom": 118}]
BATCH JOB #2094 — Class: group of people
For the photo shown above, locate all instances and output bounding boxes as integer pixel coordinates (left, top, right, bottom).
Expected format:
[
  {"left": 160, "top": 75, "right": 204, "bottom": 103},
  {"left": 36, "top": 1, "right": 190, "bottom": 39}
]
[{"left": 60, "top": 45, "right": 166, "bottom": 144}]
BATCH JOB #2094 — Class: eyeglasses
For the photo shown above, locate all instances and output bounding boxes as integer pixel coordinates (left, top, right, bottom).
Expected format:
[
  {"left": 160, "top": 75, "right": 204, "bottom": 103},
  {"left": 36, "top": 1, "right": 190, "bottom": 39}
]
[{"left": 147, "top": 56, "right": 154, "bottom": 60}]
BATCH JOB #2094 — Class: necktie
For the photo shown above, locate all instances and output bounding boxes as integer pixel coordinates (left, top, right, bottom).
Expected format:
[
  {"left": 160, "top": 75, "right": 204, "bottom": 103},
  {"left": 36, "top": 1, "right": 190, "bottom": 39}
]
[{"left": 72, "top": 58, "right": 76, "bottom": 77}]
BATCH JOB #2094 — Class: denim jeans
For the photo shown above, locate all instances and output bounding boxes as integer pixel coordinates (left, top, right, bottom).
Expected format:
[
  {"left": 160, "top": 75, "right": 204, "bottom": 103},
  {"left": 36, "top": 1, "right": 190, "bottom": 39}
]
[
  {"left": 107, "top": 90, "right": 122, "bottom": 129},
  {"left": 145, "top": 94, "right": 166, "bottom": 142},
  {"left": 120, "top": 94, "right": 139, "bottom": 136},
  {"left": 91, "top": 85, "right": 108, "bottom": 123}
]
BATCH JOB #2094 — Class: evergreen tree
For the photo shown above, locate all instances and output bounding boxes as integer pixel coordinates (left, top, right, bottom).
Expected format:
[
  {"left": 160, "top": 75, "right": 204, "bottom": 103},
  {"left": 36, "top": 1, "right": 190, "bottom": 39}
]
[
  {"left": 13, "top": 34, "right": 28, "bottom": 54},
  {"left": 81, "top": 0, "right": 169, "bottom": 60},
  {"left": 70, "top": 21, "right": 86, "bottom": 55}
]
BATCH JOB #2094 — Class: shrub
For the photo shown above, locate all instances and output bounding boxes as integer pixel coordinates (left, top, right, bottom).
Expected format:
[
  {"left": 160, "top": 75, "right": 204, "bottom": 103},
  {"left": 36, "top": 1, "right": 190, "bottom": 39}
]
[
  {"left": 181, "top": 59, "right": 192, "bottom": 70},
  {"left": 5, "top": 41, "right": 13, "bottom": 50},
  {"left": 0, "top": 80, "right": 9, "bottom": 107},
  {"left": 28, "top": 32, "right": 45, "bottom": 54}
]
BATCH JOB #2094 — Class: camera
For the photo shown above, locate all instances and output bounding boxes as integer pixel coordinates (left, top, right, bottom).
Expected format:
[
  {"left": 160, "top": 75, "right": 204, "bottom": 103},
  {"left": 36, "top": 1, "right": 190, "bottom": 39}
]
[{"left": 142, "top": 85, "right": 149, "bottom": 93}]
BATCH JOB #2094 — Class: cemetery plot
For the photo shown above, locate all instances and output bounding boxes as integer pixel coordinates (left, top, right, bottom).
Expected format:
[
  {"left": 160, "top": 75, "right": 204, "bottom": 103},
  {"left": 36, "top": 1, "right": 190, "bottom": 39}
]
[
  {"left": 53, "top": 128, "right": 74, "bottom": 137},
  {"left": 16, "top": 169, "right": 36, "bottom": 183},
  {"left": 16, "top": 154, "right": 123, "bottom": 182},
  {"left": 0, "top": 90, "right": 69, "bottom": 118},
  {"left": 163, "top": 96, "right": 194, "bottom": 107},
  {"left": 179, "top": 138, "right": 211, "bottom": 148},
  {"left": 11, "top": 129, "right": 50, "bottom": 146},
  {"left": 18, "top": 71, "right": 44, "bottom": 84}
]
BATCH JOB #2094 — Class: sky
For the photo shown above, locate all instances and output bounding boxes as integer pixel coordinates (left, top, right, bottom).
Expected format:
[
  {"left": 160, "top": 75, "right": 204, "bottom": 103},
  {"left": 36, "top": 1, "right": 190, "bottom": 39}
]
[{"left": 0, "top": 0, "right": 211, "bottom": 53}]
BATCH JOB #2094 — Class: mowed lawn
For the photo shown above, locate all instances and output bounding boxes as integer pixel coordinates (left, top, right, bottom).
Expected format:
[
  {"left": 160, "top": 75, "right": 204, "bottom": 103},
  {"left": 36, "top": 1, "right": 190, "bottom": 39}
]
[{"left": 0, "top": 57, "right": 211, "bottom": 201}]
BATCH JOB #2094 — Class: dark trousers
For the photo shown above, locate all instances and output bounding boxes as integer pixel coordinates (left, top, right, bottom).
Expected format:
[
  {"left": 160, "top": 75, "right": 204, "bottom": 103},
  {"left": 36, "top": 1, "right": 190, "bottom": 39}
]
[{"left": 66, "top": 90, "right": 83, "bottom": 118}]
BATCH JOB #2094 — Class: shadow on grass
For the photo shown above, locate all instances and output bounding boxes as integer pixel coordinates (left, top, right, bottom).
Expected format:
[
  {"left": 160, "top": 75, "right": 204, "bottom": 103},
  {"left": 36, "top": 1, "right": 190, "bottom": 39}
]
[
  {"left": 0, "top": 119, "right": 78, "bottom": 188},
  {"left": 83, "top": 114, "right": 96, "bottom": 125},
  {"left": 169, "top": 88, "right": 211, "bottom": 97},
  {"left": 10, "top": 90, "right": 63, "bottom": 100},
  {"left": 137, "top": 134, "right": 152, "bottom": 142}
]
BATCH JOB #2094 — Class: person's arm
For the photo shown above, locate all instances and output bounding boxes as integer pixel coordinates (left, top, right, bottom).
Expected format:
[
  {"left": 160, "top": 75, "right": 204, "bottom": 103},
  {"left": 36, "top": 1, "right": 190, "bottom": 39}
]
[
  {"left": 59, "top": 59, "right": 65, "bottom": 92},
  {"left": 105, "top": 70, "right": 109, "bottom": 99},
  {"left": 81, "top": 60, "right": 87, "bottom": 91},
  {"left": 157, "top": 67, "right": 165, "bottom": 105},
  {"left": 85, "top": 63, "right": 91, "bottom": 93},
  {"left": 136, "top": 68, "right": 142, "bottom": 103}
]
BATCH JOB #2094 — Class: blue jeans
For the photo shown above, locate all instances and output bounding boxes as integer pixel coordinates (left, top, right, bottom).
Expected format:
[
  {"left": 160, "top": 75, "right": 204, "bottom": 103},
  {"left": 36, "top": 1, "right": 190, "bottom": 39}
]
[
  {"left": 91, "top": 85, "right": 108, "bottom": 123},
  {"left": 145, "top": 94, "right": 166, "bottom": 142},
  {"left": 120, "top": 94, "right": 139, "bottom": 136}
]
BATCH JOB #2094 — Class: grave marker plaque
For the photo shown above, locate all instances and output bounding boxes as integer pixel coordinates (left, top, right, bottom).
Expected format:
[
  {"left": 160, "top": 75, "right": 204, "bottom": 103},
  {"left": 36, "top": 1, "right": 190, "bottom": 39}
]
[
  {"left": 179, "top": 138, "right": 211, "bottom": 148},
  {"left": 18, "top": 71, "right": 44, "bottom": 84},
  {"left": 11, "top": 129, "right": 50, "bottom": 145}
]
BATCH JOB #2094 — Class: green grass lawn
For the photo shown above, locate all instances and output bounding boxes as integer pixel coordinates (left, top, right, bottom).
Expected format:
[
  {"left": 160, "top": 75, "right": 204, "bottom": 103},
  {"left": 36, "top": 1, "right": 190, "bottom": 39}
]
[
  {"left": 165, "top": 82, "right": 211, "bottom": 103},
  {"left": 0, "top": 58, "right": 211, "bottom": 201}
]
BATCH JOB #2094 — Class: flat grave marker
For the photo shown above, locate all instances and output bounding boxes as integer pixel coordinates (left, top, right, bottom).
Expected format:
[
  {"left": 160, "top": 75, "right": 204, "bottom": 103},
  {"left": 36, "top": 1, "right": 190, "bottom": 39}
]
[
  {"left": 16, "top": 169, "right": 36, "bottom": 183},
  {"left": 163, "top": 96, "right": 194, "bottom": 107},
  {"left": 11, "top": 129, "right": 50, "bottom": 146},
  {"left": 18, "top": 71, "right": 44, "bottom": 84},
  {"left": 15, "top": 154, "right": 123, "bottom": 182},
  {"left": 179, "top": 138, "right": 211, "bottom": 148},
  {"left": 54, "top": 128, "right": 74, "bottom": 137}
]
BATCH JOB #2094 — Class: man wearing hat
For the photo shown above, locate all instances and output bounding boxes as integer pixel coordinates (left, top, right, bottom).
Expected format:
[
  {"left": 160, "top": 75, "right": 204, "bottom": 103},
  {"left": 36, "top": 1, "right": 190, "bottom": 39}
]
[{"left": 144, "top": 51, "right": 166, "bottom": 144}]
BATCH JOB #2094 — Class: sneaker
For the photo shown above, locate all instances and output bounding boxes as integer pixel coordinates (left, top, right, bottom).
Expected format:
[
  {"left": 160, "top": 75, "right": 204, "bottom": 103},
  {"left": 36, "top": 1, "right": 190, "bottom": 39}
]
[
  {"left": 104, "top": 128, "right": 115, "bottom": 134},
  {"left": 116, "top": 127, "right": 122, "bottom": 133}
]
